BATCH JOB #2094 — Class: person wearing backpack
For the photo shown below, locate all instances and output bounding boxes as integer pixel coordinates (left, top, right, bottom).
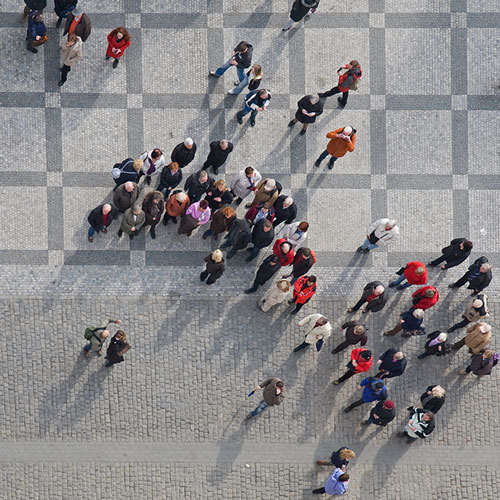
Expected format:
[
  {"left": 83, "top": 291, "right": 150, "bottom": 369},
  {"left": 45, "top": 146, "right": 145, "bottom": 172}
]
[
  {"left": 318, "top": 60, "right": 362, "bottom": 108},
  {"left": 112, "top": 158, "right": 143, "bottom": 190},
  {"left": 236, "top": 89, "right": 271, "bottom": 127},
  {"left": 83, "top": 319, "right": 120, "bottom": 357}
]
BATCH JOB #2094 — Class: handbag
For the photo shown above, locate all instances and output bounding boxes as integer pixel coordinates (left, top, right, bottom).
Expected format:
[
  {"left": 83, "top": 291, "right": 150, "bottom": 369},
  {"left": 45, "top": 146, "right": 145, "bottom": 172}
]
[{"left": 32, "top": 34, "right": 48, "bottom": 47}]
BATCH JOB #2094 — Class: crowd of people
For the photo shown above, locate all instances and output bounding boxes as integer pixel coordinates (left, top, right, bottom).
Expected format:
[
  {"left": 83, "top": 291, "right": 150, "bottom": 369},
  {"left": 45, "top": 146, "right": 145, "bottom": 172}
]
[{"left": 22, "top": 0, "right": 497, "bottom": 495}]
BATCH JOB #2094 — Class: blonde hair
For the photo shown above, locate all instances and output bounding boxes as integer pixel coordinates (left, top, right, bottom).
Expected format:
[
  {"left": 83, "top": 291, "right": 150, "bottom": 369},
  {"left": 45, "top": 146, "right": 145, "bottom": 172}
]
[
  {"left": 251, "top": 64, "right": 263, "bottom": 79},
  {"left": 432, "top": 385, "right": 446, "bottom": 398},
  {"left": 115, "top": 330, "right": 127, "bottom": 341},
  {"left": 340, "top": 449, "right": 356, "bottom": 460},
  {"left": 394, "top": 351, "right": 404, "bottom": 360},
  {"left": 212, "top": 249, "right": 223, "bottom": 263},
  {"left": 133, "top": 159, "right": 144, "bottom": 172},
  {"left": 353, "top": 325, "right": 366, "bottom": 335},
  {"left": 214, "top": 179, "right": 226, "bottom": 190},
  {"left": 277, "top": 279, "right": 291, "bottom": 292}
]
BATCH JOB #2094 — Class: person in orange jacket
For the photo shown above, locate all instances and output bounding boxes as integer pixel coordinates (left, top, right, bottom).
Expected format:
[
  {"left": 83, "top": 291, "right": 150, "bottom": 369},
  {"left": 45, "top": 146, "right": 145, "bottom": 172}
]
[
  {"left": 315, "top": 126, "right": 356, "bottom": 169},
  {"left": 288, "top": 275, "right": 317, "bottom": 315},
  {"left": 273, "top": 238, "right": 294, "bottom": 267},
  {"left": 389, "top": 261, "right": 428, "bottom": 290},
  {"left": 334, "top": 348, "right": 373, "bottom": 385}
]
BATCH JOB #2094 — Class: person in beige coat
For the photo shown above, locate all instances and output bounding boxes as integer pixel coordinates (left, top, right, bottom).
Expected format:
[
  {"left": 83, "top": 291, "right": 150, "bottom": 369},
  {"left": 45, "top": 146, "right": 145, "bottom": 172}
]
[
  {"left": 59, "top": 34, "right": 83, "bottom": 87},
  {"left": 293, "top": 314, "right": 332, "bottom": 352},
  {"left": 259, "top": 279, "right": 291, "bottom": 312},
  {"left": 447, "top": 294, "right": 489, "bottom": 333},
  {"left": 118, "top": 203, "right": 145, "bottom": 239},
  {"left": 245, "top": 178, "right": 280, "bottom": 208},
  {"left": 453, "top": 322, "right": 492, "bottom": 354}
]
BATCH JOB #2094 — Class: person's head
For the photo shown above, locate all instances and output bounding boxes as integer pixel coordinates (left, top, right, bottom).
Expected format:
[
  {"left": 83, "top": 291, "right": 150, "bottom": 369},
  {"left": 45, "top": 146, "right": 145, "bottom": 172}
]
[
  {"left": 317, "top": 316, "right": 328, "bottom": 326},
  {"left": 339, "top": 449, "right": 355, "bottom": 461},
  {"left": 199, "top": 170, "right": 209, "bottom": 183},
  {"left": 342, "top": 126, "right": 353, "bottom": 136},
  {"left": 214, "top": 179, "right": 226, "bottom": 191},
  {"left": 283, "top": 197, "right": 294, "bottom": 208},
  {"left": 306, "top": 275, "right": 317, "bottom": 286},
  {"left": 415, "top": 266, "right": 425, "bottom": 276},
  {"left": 374, "top": 285, "right": 385, "bottom": 296},
  {"left": 133, "top": 159, "right": 144, "bottom": 172},
  {"left": 219, "top": 139, "right": 229, "bottom": 150},
  {"left": 472, "top": 298, "right": 484, "bottom": 309},
  {"left": 301, "top": 247, "right": 311, "bottom": 257},
  {"left": 212, "top": 249, "right": 223, "bottom": 263},
  {"left": 424, "top": 289, "right": 436, "bottom": 298},
  {"left": 482, "top": 349, "right": 495, "bottom": 360},
  {"left": 275, "top": 380, "right": 284, "bottom": 389},
  {"left": 115, "top": 330, "right": 126, "bottom": 341},
  {"left": 222, "top": 206, "right": 236, "bottom": 219},
  {"left": 277, "top": 279, "right": 291, "bottom": 292},
  {"left": 262, "top": 219, "right": 273, "bottom": 232},
  {"left": 199, "top": 199, "right": 209, "bottom": 210},
  {"left": 264, "top": 179, "right": 276, "bottom": 191},
  {"left": 124, "top": 181, "right": 134, "bottom": 193},
  {"left": 168, "top": 162, "right": 180, "bottom": 173},
  {"left": 175, "top": 192, "right": 188, "bottom": 203},
  {"left": 480, "top": 263, "right": 492, "bottom": 273},
  {"left": 111, "top": 27, "right": 130, "bottom": 42},
  {"left": 385, "top": 219, "right": 397, "bottom": 230},
  {"left": 353, "top": 325, "right": 366, "bottom": 336},
  {"left": 100, "top": 330, "right": 110, "bottom": 340},
  {"left": 66, "top": 34, "right": 78, "bottom": 46},
  {"left": 268, "top": 255, "right": 279, "bottom": 266},
  {"left": 422, "top": 411, "right": 435, "bottom": 422},
  {"left": 298, "top": 221, "right": 309, "bottom": 232},
  {"left": 152, "top": 192, "right": 161, "bottom": 204},
  {"left": 244, "top": 166, "right": 254, "bottom": 177},
  {"left": 479, "top": 324, "right": 492, "bottom": 334},
  {"left": 72, "top": 6, "right": 83, "bottom": 17},
  {"left": 251, "top": 64, "right": 263, "bottom": 78},
  {"left": 258, "top": 89, "right": 269, "bottom": 99},
  {"left": 281, "top": 242, "right": 291, "bottom": 254},
  {"left": 383, "top": 400, "right": 394, "bottom": 410},
  {"left": 338, "top": 473, "right": 350, "bottom": 483},
  {"left": 235, "top": 41, "right": 248, "bottom": 53},
  {"left": 437, "top": 332, "right": 447, "bottom": 343},
  {"left": 262, "top": 201, "right": 272, "bottom": 213},
  {"left": 309, "top": 94, "right": 320, "bottom": 105},
  {"left": 151, "top": 148, "right": 162, "bottom": 160},
  {"left": 413, "top": 308, "right": 425, "bottom": 319},
  {"left": 431, "top": 385, "right": 446, "bottom": 398},
  {"left": 348, "top": 59, "right": 359, "bottom": 69},
  {"left": 132, "top": 203, "right": 142, "bottom": 215},
  {"left": 102, "top": 204, "right": 112, "bottom": 215},
  {"left": 360, "top": 349, "right": 372, "bottom": 361},
  {"left": 460, "top": 240, "right": 473, "bottom": 251},
  {"left": 372, "top": 381, "right": 384, "bottom": 391},
  {"left": 184, "top": 137, "right": 194, "bottom": 149},
  {"left": 393, "top": 351, "right": 404, "bottom": 361}
]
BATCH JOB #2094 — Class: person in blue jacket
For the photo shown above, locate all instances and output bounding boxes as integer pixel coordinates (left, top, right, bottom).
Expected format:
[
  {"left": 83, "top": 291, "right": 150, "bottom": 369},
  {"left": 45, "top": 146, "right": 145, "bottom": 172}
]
[
  {"left": 312, "top": 467, "right": 349, "bottom": 495},
  {"left": 343, "top": 377, "right": 387, "bottom": 413},
  {"left": 236, "top": 89, "right": 271, "bottom": 127},
  {"left": 26, "top": 10, "right": 47, "bottom": 53},
  {"left": 384, "top": 308, "right": 425, "bottom": 337}
]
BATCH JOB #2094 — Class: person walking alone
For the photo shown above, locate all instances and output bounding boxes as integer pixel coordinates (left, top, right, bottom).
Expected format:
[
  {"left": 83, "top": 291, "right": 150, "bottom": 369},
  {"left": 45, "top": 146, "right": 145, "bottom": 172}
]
[
  {"left": 361, "top": 400, "right": 395, "bottom": 428},
  {"left": 343, "top": 377, "right": 388, "bottom": 413},
  {"left": 447, "top": 294, "right": 489, "bottom": 333},
  {"left": 288, "top": 94, "right": 324, "bottom": 135},
  {"left": 397, "top": 409, "right": 435, "bottom": 444},
  {"left": 200, "top": 249, "right": 225, "bottom": 285},
  {"left": 428, "top": 238, "right": 473, "bottom": 270},
  {"left": 283, "top": 0, "right": 319, "bottom": 32},
  {"left": 293, "top": 314, "right": 332, "bottom": 353},
  {"left": 246, "top": 377, "right": 285, "bottom": 420},
  {"left": 312, "top": 467, "right": 349, "bottom": 496},
  {"left": 58, "top": 33, "right": 83, "bottom": 86},
  {"left": 389, "top": 261, "right": 427, "bottom": 290},
  {"left": 356, "top": 218, "right": 398, "bottom": 253},
  {"left": 315, "top": 126, "right": 356, "bottom": 170}
]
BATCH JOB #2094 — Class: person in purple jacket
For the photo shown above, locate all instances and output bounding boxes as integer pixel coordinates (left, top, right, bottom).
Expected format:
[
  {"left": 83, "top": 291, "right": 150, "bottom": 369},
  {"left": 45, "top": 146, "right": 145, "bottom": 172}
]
[{"left": 312, "top": 467, "right": 349, "bottom": 495}]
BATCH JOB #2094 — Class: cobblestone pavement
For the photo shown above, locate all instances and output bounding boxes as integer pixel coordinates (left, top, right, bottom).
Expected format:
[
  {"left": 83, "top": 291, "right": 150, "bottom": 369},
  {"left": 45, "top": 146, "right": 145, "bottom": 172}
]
[{"left": 0, "top": 0, "right": 499, "bottom": 498}]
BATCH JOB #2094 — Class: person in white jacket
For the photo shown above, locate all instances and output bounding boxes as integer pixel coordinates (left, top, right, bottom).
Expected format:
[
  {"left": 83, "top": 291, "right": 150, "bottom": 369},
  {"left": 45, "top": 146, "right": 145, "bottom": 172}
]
[
  {"left": 293, "top": 314, "right": 332, "bottom": 352},
  {"left": 137, "top": 149, "right": 166, "bottom": 185},
  {"left": 357, "top": 218, "right": 399, "bottom": 253},
  {"left": 282, "top": 221, "right": 309, "bottom": 248},
  {"left": 230, "top": 166, "right": 262, "bottom": 205},
  {"left": 259, "top": 279, "right": 291, "bottom": 312}
]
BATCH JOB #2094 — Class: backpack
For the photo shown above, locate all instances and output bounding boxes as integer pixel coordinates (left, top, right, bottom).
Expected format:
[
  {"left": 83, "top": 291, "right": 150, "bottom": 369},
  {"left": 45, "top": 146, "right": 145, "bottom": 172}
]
[
  {"left": 349, "top": 78, "right": 361, "bottom": 91},
  {"left": 84, "top": 326, "right": 96, "bottom": 340},
  {"left": 112, "top": 158, "right": 134, "bottom": 180}
]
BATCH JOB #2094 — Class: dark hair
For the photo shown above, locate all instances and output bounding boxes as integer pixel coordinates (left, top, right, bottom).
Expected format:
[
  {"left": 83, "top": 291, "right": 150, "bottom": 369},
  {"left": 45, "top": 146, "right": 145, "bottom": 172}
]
[
  {"left": 244, "top": 166, "right": 254, "bottom": 175},
  {"left": 34, "top": 13, "right": 43, "bottom": 22},
  {"left": 373, "top": 381, "right": 384, "bottom": 390},
  {"left": 263, "top": 219, "right": 272, "bottom": 229},
  {"left": 258, "top": 89, "right": 268, "bottom": 97},
  {"left": 268, "top": 255, "right": 279, "bottom": 264},
  {"left": 276, "top": 381, "right": 284, "bottom": 389},
  {"left": 463, "top": 240, "right": 473, "bottom": 251},
  {"left": 298, "top": 221, "right": 309, "bottom": 232},
  {"left": 302, "top": 248, "right": 311, "bottom": 257},
  {"left": 110, "top": 27, "right": 130, "bottom": 43},
  {"left": 360, "top": 349, "right": 372, "bottom": 360},
  {"left": 199, "top": 199, "right": 209, "bottom": 209},
  {"left": 424, "top": 411, "right": 435, "bottom": 420},
  {"left": 307, "top": 275, "right": 317, "bottom": 283},
  {"left": 235, "top": 42, "right": 248, "bottom": 53},
  {"left": 338, "top": 473, "right": 349, "bottom": 482},
  {"left": 151, "top": 149, "right": 162, "bottom": 159}
]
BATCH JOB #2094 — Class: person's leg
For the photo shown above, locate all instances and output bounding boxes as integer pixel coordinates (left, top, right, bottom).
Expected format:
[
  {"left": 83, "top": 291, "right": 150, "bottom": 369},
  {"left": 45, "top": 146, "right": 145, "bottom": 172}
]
[
  {"left": 417, "top": 351, "right": 431, "bottom": 359},
  {"left": 226, "top": 247, "right": 237, "bottom": 259},
  {"left": 315, "top": 149, "right": 330, "bottom": 164},
  {"left": 349, "top": 297, "right": 366, "bottom": 312},
  {"left": 246, "top": 245, "right": 260, "bottom": 262},
  {"left": 335, "top": 370, "right": 356, "bottom": 384},
  {"left": 163, "top": 213, "right": 172, "bottom": 225},
  {"left": 202, "top": 228, "right": 213, "bottom": 240},
  {"left": 319, "top": 86, "right": 341, "bottom": 98},
  {"left": 359, "top": 238, "right": 378, "bottom": 251},
  {"left": 293, "top": 341, "right": 310, "bottom": 352},
  {"left": 249, "top": 400, "right": 268, "bottom": 417},
  {"left": 236, "top": 67, "right": 245, "bottom": 82},
  {"left": 290, "top": 275, "right": 298, "bottom": 285},
  {"left": 288, "top": 117, "right": 298, "bottom": 126},
  {"left": 156, "top": 182, "right": 166, "bottom": 194},
  {"left": 447, "top": 317, "right": 470, "bottom": 333},
  {"left": 429, "top": 254, "right": 446, "bottom": 266},
  {"left": 331, "top": 339, "right": 350, "bottom": 354},
  {"left": 206, "top": 276, "right": 216, "bottom": 285},
  {"left": 312, "top": 487, "right": 326, "bottom": 494},
  {"left": 250, "top": 109, "right": 258, "bottom": 126},
  {"left": 282, "top": 19, "right": 295, "bottom": 31},
  {"left": 452, "top": 337, "right": 466, "bottom": 350},
  {"left": 344, "top": 397, "right": 365, "bottom": 412},
  {"left": 200, "top": 270, "right": 208, "bottom": 281},
  {"left": 236, "top": 106, "right": 251, "bottom": 122},
  {"left": 59, "top": 64, "right": 71, "bottom": 84},
  {"left": 112, "top": 58, "right": 119, "bottom": 68},
  {"left": 290, "top": 302, "right": 304, "bottom": 315},
  {"left": 213, "top": 58, "right": 232, "bottom": 76},
  {"left": 450, "top": 273, "right": 468, "bottom": 288},
  {"left": 229, "top": 74, "right": 249, "bottom": 94},
  {"left": 327, "top": 155, "right": 338, "bottom": 169},
  {"left": 300, "top": 122, "right": 309, "bottom": 134},
  {"left": 88, "top": 227, "right": 96, "bottom": 237},
  {"left": 339, "top": 90, "right": 349, "bottom": 106},
  {"left": 21, "top": 6, "right": 30, "bottom": 22},
  {"left": 384, "top": 323, "right": 403, "bottom": 336},
  {"left": 83, "top": 343, "right": 91, "bottom": 356},
  {"left": 390, "top": 274, "right": 406, "bottom": 287}
]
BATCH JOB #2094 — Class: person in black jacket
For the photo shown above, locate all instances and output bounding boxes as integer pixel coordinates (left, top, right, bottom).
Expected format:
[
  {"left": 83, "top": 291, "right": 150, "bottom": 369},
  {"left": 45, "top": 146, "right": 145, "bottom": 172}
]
[
  {"left": 54, "top": 0, "right": 77, "bottom": 28},
  {"left": 156, "top": 162, "right": 182, "bottom": 199},
  {"left": 316, "top": 447, "right": 355, "bottom": 467},
  {"left": 449, "top": 256, "right": 492, "bottom": 295},
  {"left": 105, "top": 330, "right": 131, "bottom": 368},
  {"left": 283, "top": 247, "right": 316, "bottom": 284},
  {"left": 375, "top": 349, "right": 407, "bottom": 379},
  {"left": 221, "top": 219, "right": 252, "bottom": 259},
  {"left": 428, "top": 238, "right": 473, "bottom": 269},
  {"left": 22, "top": 0, "right": 46, "bottom": 23},
  {"left": 246, "top": 219, "right": 275, "bottom": 262},
  {"left": 200, "top": 249, "right": 225, "bottom": 285},
  {"left": 288, "top": 94, "right": 324, "bottom": 135},
  {"left": 113, "top": 158, "right": 142, "bottom": 190},
  {"left": 417, "top": 331, "right": 448, "bottom": 359},
  {"left": 347, "top": 282, "right": 387, "bottom": 314},
  {"left": 282, "top": 0, "right": 319, "bottom": 32},
  {"left": 209, "top": 41, "right": 253, "bottom": 83},
  {"left": 87, "top": 203, "right": 118, "bottom": 243},
  {"left": 272, "top": 195, "right": 297, "bottom": 228},
  {"left": 203, "top": 140, "right": 233, "bottom": 175},
  {"left": 410, "top": 385, "right": 446, "bottom": 414},
  {"left": 361, "top": 400, "right": 395, "bottom": 427},
  {"left": 170, "top": 138, "right": 197, "bottom": 168},
  {"left": 184, "top": 170, "right": 213, "bottom": 203},
  {"left": 245, "top": 254, "right": 281, "bottom": 293},
  {"left": 204, "top": 180, "right": 233, "bottom": 212}
]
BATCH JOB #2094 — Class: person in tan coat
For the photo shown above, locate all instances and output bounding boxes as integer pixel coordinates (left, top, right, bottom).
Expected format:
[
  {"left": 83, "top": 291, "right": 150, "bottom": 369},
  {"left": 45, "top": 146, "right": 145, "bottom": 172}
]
[
  {"left": 293, "top": 314, "right": 332, "bottom": 352},
  {"left": 58, "top": 34, "right": 83, "bottom": 86},
  {"left": 245, "top": 178, "right": 280, "bottom": 208},
  {"left": 315, "top": 126, "right": 356, "bottom": 170},
  {"left": 453, "top": 322, "right": 492, "bottom": 354},
  {"left": 447, "top": 294, "right": 489, "bottom": 333},
  {"left": 259, "top": 279, "right": 291, "bottom": 312},
  {"left": 163, "top": 191, "right": 190, "bottom": 225},
  {"left": 118, "top": 203, "right": 145, "bottom": 239}
]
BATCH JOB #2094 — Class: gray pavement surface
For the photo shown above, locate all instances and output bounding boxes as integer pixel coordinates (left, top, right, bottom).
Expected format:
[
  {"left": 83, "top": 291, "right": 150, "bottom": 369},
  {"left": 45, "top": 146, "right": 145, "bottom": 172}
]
[{"left": 0, "top": 0, "right": 499, "bottom": 498}]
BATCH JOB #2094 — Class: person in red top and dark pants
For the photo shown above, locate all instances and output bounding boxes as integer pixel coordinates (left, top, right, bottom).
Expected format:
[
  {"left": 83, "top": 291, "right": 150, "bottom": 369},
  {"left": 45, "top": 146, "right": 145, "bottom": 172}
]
[
  {"left": 273, "top": 238, "right": 294, "bottom": 267},
  {"left": 410, "top": 286, "right": 439, "bottom": 311},
  {"left": 288, "top": 275, "right": 317, "bottom": 315},
  {"left": 318, "top": 60, "right": 362, "bottom": 107},
  {"left": 106, "top": 27, "right": 131, "bottom": 69},
  {"left": 389, "top": 261, "right": 428, "bottom": 290},
  {"left": 87, "top": 203, "right": 118, "bottom": 242},
  {"left": 334, "top": 348, "right": 373, "bottom": 385}
]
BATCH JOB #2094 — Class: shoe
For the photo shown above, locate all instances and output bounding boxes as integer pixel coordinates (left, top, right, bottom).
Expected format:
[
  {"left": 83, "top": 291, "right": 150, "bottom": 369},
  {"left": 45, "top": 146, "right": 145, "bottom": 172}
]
[
  {"left": 112, "top": 59, "right": 119, "bottom": 69},
  {"left": 244, "top": 203, "right": 252, "bottom": 208},
  {"left": 250, "top": 120, "right": 256, "bottom": 127},
  {"left": 102, "top": 228, "right": 107, "bottom": 234},
  {"left": 106, "top": 54, "right": 111, "bottom": 60},
  {"left": 209, "top": 71, "right": 219, "bottom": 77},
  {"left": 244, "top": 288, "right": 256, "bottom": 294},
  {"left": 396, "top": 285, "right": 405, "bottom": 290},
  {"left": 333, "top": 380, "right": 339, "bottom": 385},
  {"left": 213, "top": 233, "right": 218, "bottom": 240},
  {"left": 337, "top": 97, "right": 346, "bottom": 107},
  {"left": 407, "top": 406, "right": 414, "bottom": 412},
  {"left": 314, "top": 159, "right": 322, "bottom": 167},
  {"left": 328, "top": 159, "right": 335, "bottom": 170},
  {"left": 288, "top": 120, "right": 295, "bottom": 127},
  {"left": 172, "top": 217, "right": 177, "bottom": 224},
  {"left": 290, "top": 309, "right": 298, "bottom": 315},
  {"left": 388, "top": 282, "right": 396, "bottom": 288},
  {"left": 237, "top": 115, "right": 243, "bottom": 124},
  {"left": 471, "top": 291, "right": 478, "bottom": 296},
  {"left": 56, "top": 17, "right": 62, "bottom": 28},
  {"left": 427, "top": 261, "right": 437, "bottom": 267},
  {"left": 448, "top": 284, "right": 457, "bottom": 288},
  {"left": 401, "top": 332, "right": 411, "bottom": 338},
  {"left": 212, "top": 167, "right": 219, "bottom": 175},
  {"left": 245, "top": 255, "right": 255, "bottom": 262},
  {"left": 356, "top": 246, "right": 363, "bottom": 252},
  {"left": 318, "top": 93, "right": 325, "bottom": 98},
  {"left": 459, "top": 370, "right": 468, "bottom": 376},
  {"left": 202, "top": 231, "right": 209, "bottom": 240},
  {"left": 361, "top": 420, "right": 370, "bottom": 425},
  {"left": 417, "top": 354, "right": 425, "bottom": 359},
  {"left": 396, "top": 432, "right": 406, "bottom": 438},
  {"left": 362, "top": 309, "right": 369, "bottom": 314},
  {"left": 288, "top": 299, "right": 295, "bottom": 304},
  {"left": 300, "top": 129, "right": 307, "bottom": 136},
  {"left": 88, "top": 236, "right": 93, "bottom": 243},
  {"left": 233, "top": 80, "right": 240, "bottom": 86},
  {"left": 282, "top": 26, "right": 292, "bottom": 32},
  {"left": 383, "top": 331, "right": 395, "bottom": 336},
  {"left": 234, "top": 198, "right": 242, "bottom": 206},
  {"left": 83, "top": 348, "right": 89, "bottom": 357},
  {"left": 245, "top": 413, "right": 254, "bottom": 420},
  {"left": 446, "top": 327, "right": 454, "bottom": 333},
  {"left": 129, "top": 234, "right": 134, "bottom": 240},
  {"left": 58, "top": 80, "right": 65, "bottom": 87},
  {"left": 228, "top": 89, "right": 236, "bottom": 95},
  {"left": 28, "top": 47, "right": 38, "bottom": 53},
  {"left": 163, "top": 217, "right": 169, "bottom": 226},
  {"left": 343, "top": 407, "right": 353, "bottom": 413},
  {"left": 316, "top": 459, "right": 331, "bottom": 466},
  {"left": 331, "top": 349, "right": 339, "bottom": 354},
  {"left": 150, "top": 228, "right": 156, "bottom": 239},
  {"left": 117, "top": 230, "right": 123, "bottom": 237}
]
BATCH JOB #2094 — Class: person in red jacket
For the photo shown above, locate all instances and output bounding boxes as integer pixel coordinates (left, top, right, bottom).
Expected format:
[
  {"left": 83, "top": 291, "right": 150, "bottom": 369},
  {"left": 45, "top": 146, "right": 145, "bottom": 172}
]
[
  {"left": 389, "top": 261, "right": 428, "bottom": 290},
  {"left": 410, "top": 286, "right": 439, "bottom": 311},
  {"left": 288, "top": 275, "right": 317, "bottom": 315},
  {"left": 318, "top": 60, "right": 362, "bottom": 107},
  {"left": 334, "top": 348, "right": 372, "bottom": 385},
  {"left": 283, "top": 247, "right": 316, "bottom": 284},
  {"left": 273, "top": 238, "right": 294, "bottom": 267},
  {"left": 106, "top": 27, "right": 131, "bottom": 69}
]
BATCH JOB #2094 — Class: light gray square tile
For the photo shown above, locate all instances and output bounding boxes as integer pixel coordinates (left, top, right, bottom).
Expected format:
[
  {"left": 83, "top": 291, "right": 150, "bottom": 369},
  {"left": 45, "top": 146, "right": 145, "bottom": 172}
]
[
  {"left": 452, "top": 174, "right": 468, "bottom": 190},
  {"left": 291, "top": 174, "right": 307, "bottom": 189},
  {"left": 451, "top": 95, "right": 467, "bottom": 110},
  {"left": 143, "top": 0, "right": 207, "bottom": 12},
  {"left": 370, "top": 95, "right": 386, "bottom": 110},
  {"left": 371, "top": 174, "right": 387, "bottom": 189},
  {"left": 47, "top": 172, "right": 63, "bottom": 187},
  {"left": 48, "top": 250, "right": 64, "bottom": 266},
  {"left": 467, "top": 29, "right": 500, "bottom": 95},
  {"left": 207, "top": 13, "right": 223, "bottom": 27},
  {"left": 385, "top": 0, "right": 450, "bottom": 12},
  {"left": 371, "top": 250, "right": 388, "bottom": 269},
  {"left": 45, "top": 93, "right": 61, "bottom": 108},
  {"left": 369, "top": 13, "right": 385, "bottom": 28},
  {"left": 469, "top": 190, "right": 500, "bottom": 252},
  {"left": 468, "top": 111, "right": 500, "bottom": 174},
  {"left": 127, "top": 94, "right": 143, "bottom": 109}
]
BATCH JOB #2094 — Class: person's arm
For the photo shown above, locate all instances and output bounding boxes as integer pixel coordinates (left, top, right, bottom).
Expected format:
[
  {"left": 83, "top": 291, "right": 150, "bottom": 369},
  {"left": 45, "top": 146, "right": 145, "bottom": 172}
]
[{"left": 347, "top": 133, "right": 356, "bottom": 152}]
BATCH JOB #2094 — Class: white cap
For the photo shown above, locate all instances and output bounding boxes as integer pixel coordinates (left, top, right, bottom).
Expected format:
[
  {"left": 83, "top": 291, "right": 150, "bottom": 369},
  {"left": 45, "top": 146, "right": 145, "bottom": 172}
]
[
  {"left": 343, "top": 126, "right": 353, "bottom": 135},
  {"left": 264, "top": 179, "right": 276, "bottom": 191},
  {"left": 184, "top": 137, "right": 194, "bottom": 146}
]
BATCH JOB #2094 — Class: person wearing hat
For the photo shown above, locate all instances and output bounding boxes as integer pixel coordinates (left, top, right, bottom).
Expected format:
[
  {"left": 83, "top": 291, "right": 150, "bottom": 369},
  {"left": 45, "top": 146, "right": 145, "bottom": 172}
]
[
  {"left": 447, "top": 294, "right": 489, "bottom": 333},
  {"left": 384, "top": 308, "right": 425, "bottom": 337},
  {"left": 118, "top": 203, "right": 145, "bottom": 240},
  {"left": 452, "top": 322, "right": 492, "bottom": 354},
  {"left": 460, "top": 349, "right": 498, "bottom": 378},
  {"left": 315, "top": 126, "right": 356, "bottom": 169},
  {"left": 319, "top": 60, "right": 362, "bottom": 108},
  {"left": 356, "top": 218, "right": 399, "bottom": 253},
  {"left": 428, "top": 238, "right": 473, "bottom": 270},
  {"left": 448, "top": 256, "right": 492, "bottom": 296},
  {"left": 389, "top": 261, "right": 428, "bottom": 290},
  {"left": 272, "top": 195, "right": 297, "bottom": 228},
  {"left": 163, "top": 191, "right": 190, "bottom": 225},
  {"left": 245, "top": 178, "right": 280, "bottom": 208},
  {"left": 375, "top": 349, "right": 407, "bottom": 379},
  {"left": 333, "top": 347, "right": 372, "bottom": 385},
  {"left": 397, "top": 409, "right": 435, "bottom": 443},
  {"left": 347, "top": 281, "right": 387, "bottom": 314},
  {"left": 245, "top": 254, "right": 281, "bottom": 294},
  {"left": 282, "top": 0, "right": 319, "bottom": 32},
  {"left": 200, "top": 249, "right": 225, "bottom": 285},
  {"left": 171, "top": 138, "right": 197, "bottom": 169},
  {"left": 417, "top": 331, "right": 448, "bottom": 359},
  {"left": 236, "top": 89, "right": 272, "bottom": 127},
  {"left": 361, "top": 400, "right": 395, "bottom": 427},
  {"left": 63, "top": 5, "right": 91, "bottom": 42},
  {"left": 293, "top": 314, "right": 332, "bottom": 352},
  {"left": 343, "top": 377, "right": 388, "bottom": 413}
]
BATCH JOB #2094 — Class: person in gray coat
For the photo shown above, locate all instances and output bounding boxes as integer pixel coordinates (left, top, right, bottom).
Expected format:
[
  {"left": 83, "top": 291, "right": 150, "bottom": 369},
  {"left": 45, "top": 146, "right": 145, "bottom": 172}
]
[
  {"left": 347, "top": 281, "right": 387, "bottom": 314},
  {"left": 118, "top": 203, "right": 145, "bottom": 239}
]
